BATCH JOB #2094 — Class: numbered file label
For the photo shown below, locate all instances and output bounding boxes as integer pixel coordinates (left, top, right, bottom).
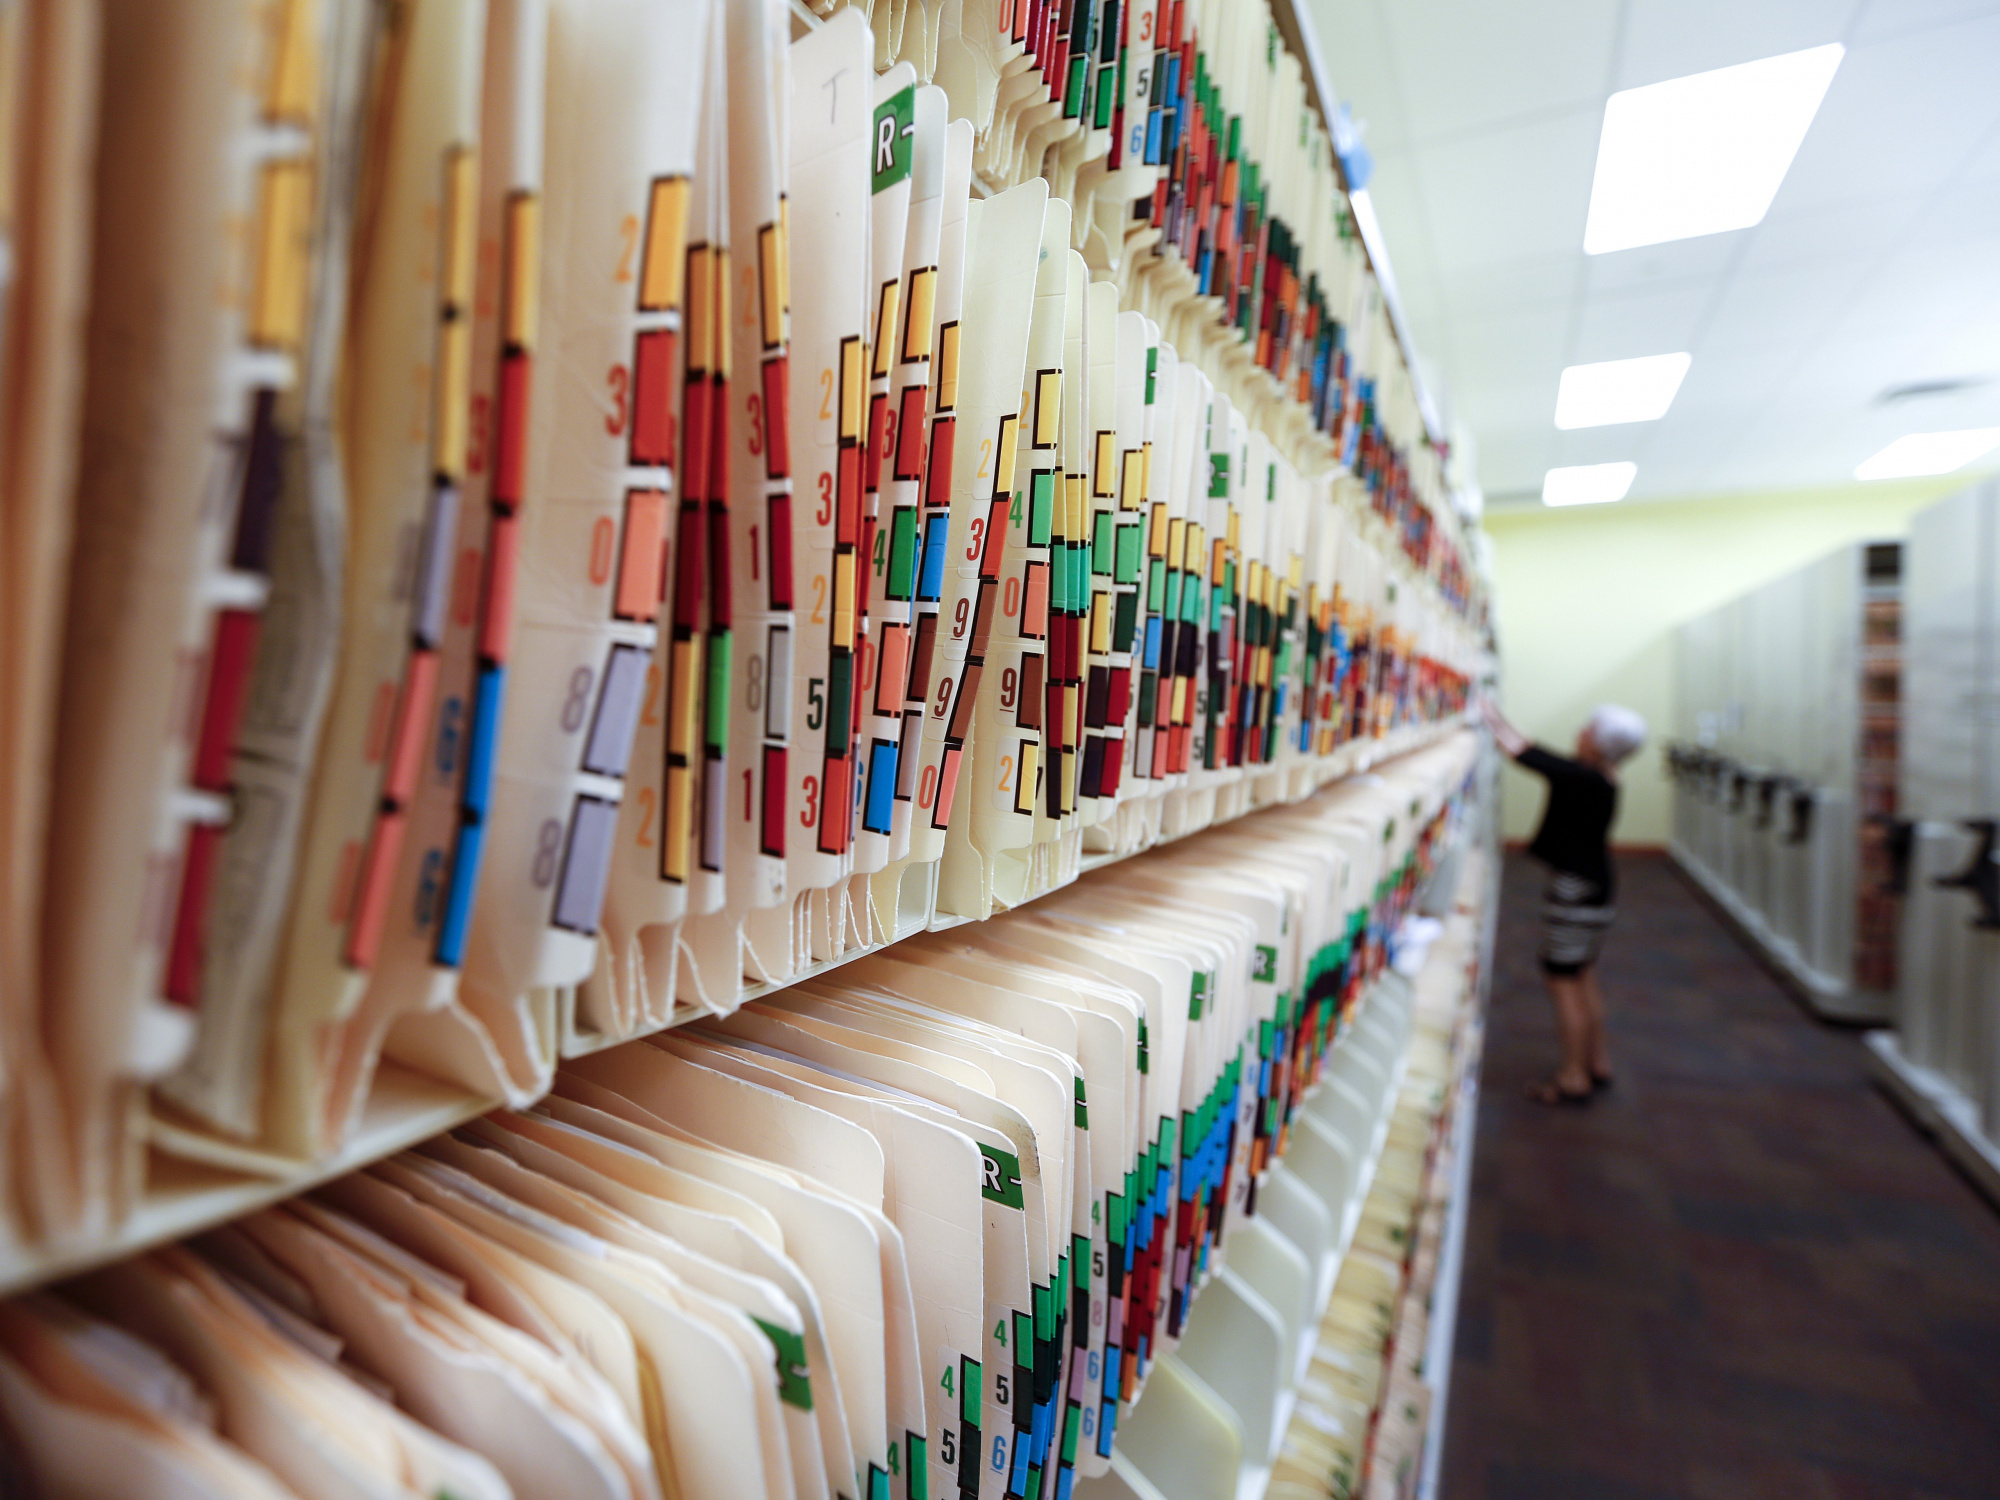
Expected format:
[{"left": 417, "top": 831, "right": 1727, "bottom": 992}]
[
  {"left": 463, "top": 0, "right": 716, "bottom": 1047},
  {"left": 781, "top": 10, "right": 873, "bottom": 965}
]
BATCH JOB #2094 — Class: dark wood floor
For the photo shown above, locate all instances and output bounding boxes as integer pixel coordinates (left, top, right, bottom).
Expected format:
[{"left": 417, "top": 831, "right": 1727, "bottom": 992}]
[{"left": 1439, "top": 852, "right": 2000, "bottom": 1500}]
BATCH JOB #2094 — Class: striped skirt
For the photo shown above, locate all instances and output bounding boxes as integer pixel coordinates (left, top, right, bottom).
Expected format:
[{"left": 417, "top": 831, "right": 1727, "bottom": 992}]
[{"left": 1539, "top": 870, "right": 1616, "bottom": 975}]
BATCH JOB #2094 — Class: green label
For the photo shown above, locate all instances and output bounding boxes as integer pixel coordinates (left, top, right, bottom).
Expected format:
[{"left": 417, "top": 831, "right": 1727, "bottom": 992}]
[
  {"left": 979, "top": 1141, "right": 1026, "bottom": 1208},
  {"left": 1190, "top": 969, "right": 1208, "bottom": 1020},
  {"left": 872, "top": 86, "right": 916, "bottom": 191},
  {"left": 887, "top": 506, "right": 919, "bottom": 599},
  {"left": 1030, "top": 469, "right": 1057, "bottom": 545},
  {"left": 704, "top": 631, "right": 732, "bottom": 749},
  {"left": 752, "top": 1318, "right": 814, "bottom": 1410},
  {"left": 1253, "top": 943, "right": 1278, "bottom": 983},
  {"left": 961, "top": 1356, "right": 983, "bottom": 1425},
  {"left": 1073, "top": 1076, "right": 1089, "bottom": 1130}
]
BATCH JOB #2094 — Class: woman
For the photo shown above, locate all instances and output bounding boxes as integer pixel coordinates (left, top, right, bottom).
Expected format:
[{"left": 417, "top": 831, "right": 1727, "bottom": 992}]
[{"left": 1484, "top": 699, "right": 1647, "bottom": 1105}]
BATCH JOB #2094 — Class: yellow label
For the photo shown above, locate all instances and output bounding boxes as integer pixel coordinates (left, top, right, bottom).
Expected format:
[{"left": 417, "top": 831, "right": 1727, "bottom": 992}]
[
  {"left": 758, "top": 221, "right": 784, "bottom": 348},
  {"left": 640, "top": 176, "right": 691, "bottom": 312},
  {"left": 937, "top": 321, "right": 960, "bottom": 409},
  {"left": 1090, "top": 592, "right": 1112, "bottom": 654},
  {"left": 266, "top": 0, "right": 318, "bottom": 122},
  {"left": 249, "top": 159, "right": 312, "bottom": 349},
  {"left": 667, "top": 637, "right": 700, "bottom": 757},
  {"left": 431, "top": 316, "right": 472, "bottom": 478},
  {"left": 839, "top": 336, "right": 864, "bottom": 440},
  {"left": 440, "top": 145, "right": 479, "bottom": 310},
  {"left": 1093, "top": 432, "right": 1116, "bottom": 498},
  {"left": 684, "top": 246, "right": 714, "bottom": 376},
  {"left": 833, "top": 552, "right": 857, "bottom": 648},
  {"left": 1033, "top": 370, "right": 1062, "bottom": 449},
  {"left": 873, "top": 280, "right": 901, "bottom": 377},
  {"left": 662, "top": 765, "right": 693, "bottom": 881},
  {"left": 504, "top": 193, "right": 540, "bottom": 349},
  {"left": 903, "top": 267, "right": 937, "bottom": 365},
  {"left": 994, "top": 414, "right": 1020, "bottom": 498}
]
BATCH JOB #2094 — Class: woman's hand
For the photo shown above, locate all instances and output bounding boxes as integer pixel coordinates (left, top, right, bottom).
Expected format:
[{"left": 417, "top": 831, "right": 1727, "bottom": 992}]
[{"left": 1481, "top": 696, "right": 1530, "bottom": 758}]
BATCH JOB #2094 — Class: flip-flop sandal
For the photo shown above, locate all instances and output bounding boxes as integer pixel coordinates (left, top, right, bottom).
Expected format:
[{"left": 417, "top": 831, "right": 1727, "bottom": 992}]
[{"left": 1527, "top": 1078, "right": 1592, "bottom": 1106}]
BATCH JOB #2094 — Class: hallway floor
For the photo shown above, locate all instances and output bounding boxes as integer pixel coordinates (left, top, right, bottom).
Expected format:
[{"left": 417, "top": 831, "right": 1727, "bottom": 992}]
[{"left": 1439, "top": 852, "right": 2000, "bottom": 1500}]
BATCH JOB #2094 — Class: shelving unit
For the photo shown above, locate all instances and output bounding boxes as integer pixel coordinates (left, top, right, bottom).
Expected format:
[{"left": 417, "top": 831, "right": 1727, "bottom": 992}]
[
  {"left": 1080, "top": 833, "right": 1494, "bottom": 1500},
  {"left": 0, "top": 720, "right": 1470, "bottom": 1298},
  {"left": 1669, "top": 540, "right": 1902, "bottom": 1021},
  {"left": 1868, "top": 477, "right": 2000, "bottom": 1209},
  {"left": 1078, "top": 968, "right": 1421, "bottom": 1500}
]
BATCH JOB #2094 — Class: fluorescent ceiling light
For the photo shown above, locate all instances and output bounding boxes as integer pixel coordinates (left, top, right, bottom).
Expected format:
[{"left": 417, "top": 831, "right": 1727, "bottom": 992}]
[
  {"left": 1555, "top": 353, "right": 1692, "bottom": 429},
  {"left": 1543, "top": 463, "right": 1638, "bottom": 507},
  {"left": 1584, "top": 44, "right": 1843, "bottom": 255},
  {"left": 1854, "top": 428, "right": 2000, "bottom": 480}
]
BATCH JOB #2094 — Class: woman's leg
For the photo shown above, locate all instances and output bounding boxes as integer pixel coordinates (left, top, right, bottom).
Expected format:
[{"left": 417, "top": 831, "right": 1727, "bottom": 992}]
[
  {"left": 1581, "top": 966, "right": 1612, "bottom": 1082},
  {"left": 1537, "top": 970, "right": 1594, "bottom": 1099}
]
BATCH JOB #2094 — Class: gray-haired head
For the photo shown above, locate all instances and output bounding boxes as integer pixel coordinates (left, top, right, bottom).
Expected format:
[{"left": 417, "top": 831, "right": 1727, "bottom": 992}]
[{"left": 1586, "top": 703, "right": 1647, "bottom": 764}]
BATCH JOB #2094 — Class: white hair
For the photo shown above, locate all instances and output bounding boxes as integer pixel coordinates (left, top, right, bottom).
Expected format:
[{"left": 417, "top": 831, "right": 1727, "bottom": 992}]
[{"left": 1588, "top": 703, "right": 1647, "bottom": 764}]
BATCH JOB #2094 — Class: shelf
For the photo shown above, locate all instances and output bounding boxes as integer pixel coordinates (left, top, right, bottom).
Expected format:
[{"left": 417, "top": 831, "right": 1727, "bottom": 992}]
[
  {"left": 0, "top": 723, "right": 1471, "bottom": 1298},
  {"left": 1414, "top": 1023, "right": 1482, "bottom": 1500},
  {"left": 0, "top": 1065, "right": 492, "bottom": 1295},
  {"left": 1232, "top": 988, "right": 1414, "bottom": 1500},
  {"left": 1093, "top": 840, "right": 1490, "bottom": 1500}
]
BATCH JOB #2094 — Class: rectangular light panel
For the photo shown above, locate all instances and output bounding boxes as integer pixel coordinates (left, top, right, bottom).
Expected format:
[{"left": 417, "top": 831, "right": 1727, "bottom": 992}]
[
  {"left": 1544, "top": 462, "right": 1638, "bottom": 507},
  {"left": 1555, "top": 353, "right": 1692, "bottom": 429},
  {"left": 1855, "top": 429, "right": 2000, "bottom": 481},
  {"left": 1584, "top": 44, "right": 1843, "bottom": 255}
]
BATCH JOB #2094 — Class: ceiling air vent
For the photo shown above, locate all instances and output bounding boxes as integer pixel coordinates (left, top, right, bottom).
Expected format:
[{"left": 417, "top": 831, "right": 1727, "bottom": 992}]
[{"left": 1874, "top": 376, "right": 1988, "bottom": 405}]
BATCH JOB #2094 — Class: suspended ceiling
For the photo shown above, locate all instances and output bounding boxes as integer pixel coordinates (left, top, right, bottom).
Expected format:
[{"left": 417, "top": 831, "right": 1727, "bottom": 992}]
[{"left": 1304, "top": 0, "right": 2000, "bottom": 508}]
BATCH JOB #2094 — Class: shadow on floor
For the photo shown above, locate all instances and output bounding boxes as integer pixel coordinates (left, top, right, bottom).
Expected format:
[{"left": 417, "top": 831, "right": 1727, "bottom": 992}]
[{"left": 1440, "top": 852, "right": 2000, "bottom": 1500}]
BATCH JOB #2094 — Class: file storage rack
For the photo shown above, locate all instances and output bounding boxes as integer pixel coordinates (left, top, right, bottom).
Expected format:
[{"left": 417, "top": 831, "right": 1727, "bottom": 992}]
[
  {"left": 0, "top": 2, "right": 1502, "bottom": 1492},
  {"left": 0, "top": 721, "right": 1469, "bottom": 1297},
  {"left": 1867, "top": 478, "right": 2000, "bottom": 1207},
  {"left": 1074, "top": 838, "right": 1494, "bottom": 1500},
  {"left": 1669, "top": 541, "right": 1903, "bottom": 1022}
]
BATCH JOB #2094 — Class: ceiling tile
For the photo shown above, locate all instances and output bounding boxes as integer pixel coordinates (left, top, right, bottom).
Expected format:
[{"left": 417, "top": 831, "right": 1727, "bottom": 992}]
[
  {"left": 1581, "top": 232, "right": 1749, "bottom": 296},
  {"left": 1670, "top": 345, "right": 1799, "bottom": 410},
  {"left": 1550, "top": 422, "right": 1660, "bottom": 472},
  {"left": 1614, "top": 0, "right": 1859, "bottom": 90},
  {"left": 1379, "top": 0, "right": 1620, "bottom": 143},
  {"left": 1851, "top": 0, "right": 2000, "bottom": 43},
  {"left": 1775, "top": 13, "right": 2000, "bottom": 213},
  {"left": 1415, "top": 109, "right": 1600, "bottom": 272},
  {"left": 1909, "top": 295, "right": 2000, "bottom": 387},
  {"left": 1426, "top": 253, "right": 1582, "bottom": 322},
  {"left": 1832, "top": 235, "right": 2000, "bottom": 346},
  {"left": 1625, "top": 447, "right": 1724, "bottom": 500},
  {"left": 1736, "top": 190, "right": 1926, "bottom": 273},
  {"left": 1697, "top": 257, "right": 1874, "bottom": 353},
  {"left": 1952, "top": 115, "right": 2000, "bottom": 183},
  {"left": 1569, "top": 281, "right": 1719, "bottom": 364},
  {"left": 1449, "top": 306, "right": 1571, "bottom": 390},
  {"left": 1316, "top": 0, "right": 2000, "bottom": 503}
]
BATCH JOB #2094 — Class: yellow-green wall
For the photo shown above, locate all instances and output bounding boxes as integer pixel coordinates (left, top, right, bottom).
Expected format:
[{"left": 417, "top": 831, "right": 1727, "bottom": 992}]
[{"left": 1485, "top": 476, "right": 1971, "bottom": 846}]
